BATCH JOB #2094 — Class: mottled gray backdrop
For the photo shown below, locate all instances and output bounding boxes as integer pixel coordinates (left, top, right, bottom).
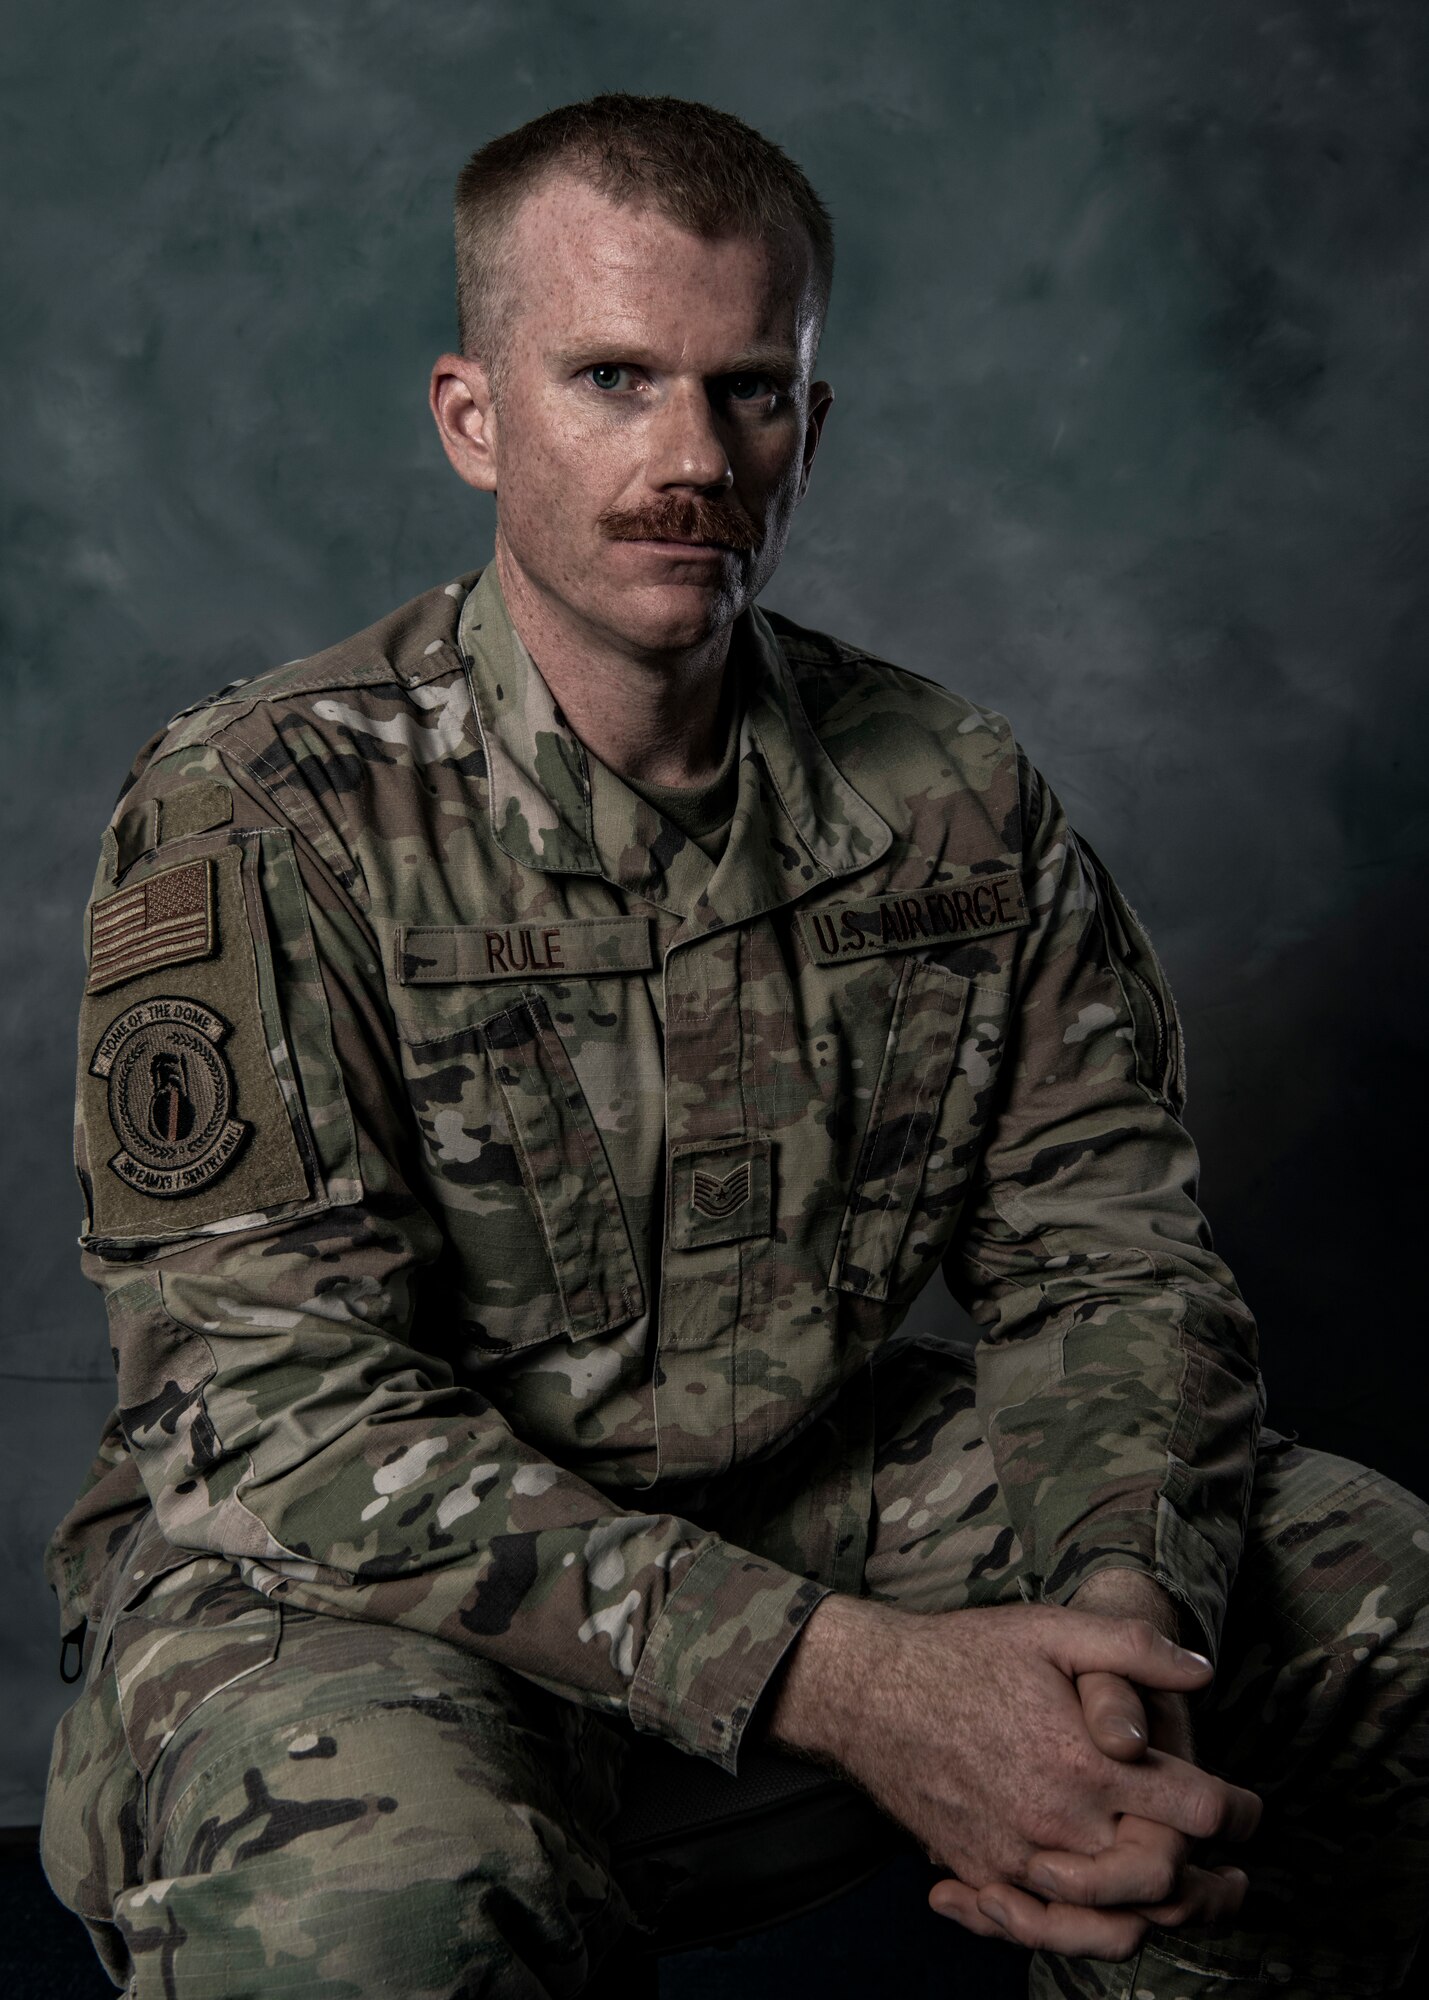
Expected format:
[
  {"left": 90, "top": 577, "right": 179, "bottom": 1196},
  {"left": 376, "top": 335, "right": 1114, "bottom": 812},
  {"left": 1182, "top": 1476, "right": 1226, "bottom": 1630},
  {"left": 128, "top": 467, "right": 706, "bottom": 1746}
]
[{"left": 3, "top": 1, "right": 1426, "bottom": 1824}]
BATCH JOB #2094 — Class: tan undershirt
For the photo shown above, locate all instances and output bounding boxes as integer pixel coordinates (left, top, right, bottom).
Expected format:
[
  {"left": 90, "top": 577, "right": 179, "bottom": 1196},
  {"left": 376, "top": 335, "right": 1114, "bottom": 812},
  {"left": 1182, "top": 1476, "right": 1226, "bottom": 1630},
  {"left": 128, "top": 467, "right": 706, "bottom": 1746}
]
[{"left": 621, "top": 706, "right": 741, "bottom": 862}]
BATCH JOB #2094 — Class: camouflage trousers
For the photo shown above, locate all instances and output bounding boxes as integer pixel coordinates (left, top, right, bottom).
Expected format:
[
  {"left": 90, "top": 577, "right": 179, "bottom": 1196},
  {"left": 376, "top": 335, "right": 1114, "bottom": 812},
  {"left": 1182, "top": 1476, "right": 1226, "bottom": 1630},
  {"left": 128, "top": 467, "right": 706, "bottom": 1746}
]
[{"left": 42, "top": 1344, "right": 1429, "bottom": 1999}]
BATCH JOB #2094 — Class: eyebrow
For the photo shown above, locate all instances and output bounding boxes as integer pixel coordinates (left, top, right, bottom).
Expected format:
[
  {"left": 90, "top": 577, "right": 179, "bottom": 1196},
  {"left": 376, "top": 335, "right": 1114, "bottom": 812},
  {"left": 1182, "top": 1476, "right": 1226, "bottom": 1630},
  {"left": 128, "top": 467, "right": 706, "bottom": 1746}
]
[{"left": 552, "top": 342, "right": 804, "bottom": 380}]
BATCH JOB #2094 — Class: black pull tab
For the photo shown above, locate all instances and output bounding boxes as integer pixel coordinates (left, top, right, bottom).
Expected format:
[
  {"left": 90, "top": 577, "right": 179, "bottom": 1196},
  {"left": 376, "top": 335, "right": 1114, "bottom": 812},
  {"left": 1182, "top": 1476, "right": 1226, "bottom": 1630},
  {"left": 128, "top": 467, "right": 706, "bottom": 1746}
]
[{"left": 59, "top": 1619, "right": 88, "bottom": 1685}]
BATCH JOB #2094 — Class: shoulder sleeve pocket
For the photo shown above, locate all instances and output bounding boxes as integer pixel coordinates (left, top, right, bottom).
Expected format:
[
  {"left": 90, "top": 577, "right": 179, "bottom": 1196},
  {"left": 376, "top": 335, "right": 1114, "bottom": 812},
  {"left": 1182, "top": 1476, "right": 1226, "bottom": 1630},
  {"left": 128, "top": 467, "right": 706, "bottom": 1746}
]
[{"left": 77, "top": 826, "right": 359, "bottom": 1253}]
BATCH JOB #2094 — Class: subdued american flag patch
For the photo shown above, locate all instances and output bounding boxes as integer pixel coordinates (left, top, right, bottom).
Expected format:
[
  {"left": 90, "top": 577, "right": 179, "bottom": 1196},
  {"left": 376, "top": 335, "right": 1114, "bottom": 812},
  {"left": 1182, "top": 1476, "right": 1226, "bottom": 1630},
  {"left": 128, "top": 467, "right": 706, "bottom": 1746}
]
[{"left": 87, "top": 858, "right": 215, "bottom": 994}]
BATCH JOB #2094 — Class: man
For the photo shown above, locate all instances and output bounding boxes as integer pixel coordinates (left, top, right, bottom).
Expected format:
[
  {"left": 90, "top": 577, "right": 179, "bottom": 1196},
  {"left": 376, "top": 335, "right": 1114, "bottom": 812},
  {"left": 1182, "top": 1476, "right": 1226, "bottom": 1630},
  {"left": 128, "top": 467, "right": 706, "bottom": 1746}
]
[{"left": 41, "top": 94, "right": 1427, "bottom": 1999}]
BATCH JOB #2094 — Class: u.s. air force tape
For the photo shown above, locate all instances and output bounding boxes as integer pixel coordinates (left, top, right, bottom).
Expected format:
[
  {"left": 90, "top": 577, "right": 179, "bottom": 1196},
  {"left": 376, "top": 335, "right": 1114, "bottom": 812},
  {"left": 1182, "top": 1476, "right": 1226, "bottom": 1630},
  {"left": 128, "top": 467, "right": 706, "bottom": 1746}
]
[
  {"left": 798, "top": 872, "right": 1028, "bottom": 965},
  {"left": 394, "top": 915, "right": 655, "bottom": 984}
]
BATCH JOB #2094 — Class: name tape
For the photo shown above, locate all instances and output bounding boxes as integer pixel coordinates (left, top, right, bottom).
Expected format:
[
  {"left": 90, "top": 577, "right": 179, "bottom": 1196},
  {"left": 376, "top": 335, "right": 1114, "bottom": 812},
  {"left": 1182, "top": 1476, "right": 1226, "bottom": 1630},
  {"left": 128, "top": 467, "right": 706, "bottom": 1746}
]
[
  {"left": 396, "top": 916, "right": 655, "bottom": 984},
  {"left": 799, "top": 872, "right": 1028, "bottom": 965}
]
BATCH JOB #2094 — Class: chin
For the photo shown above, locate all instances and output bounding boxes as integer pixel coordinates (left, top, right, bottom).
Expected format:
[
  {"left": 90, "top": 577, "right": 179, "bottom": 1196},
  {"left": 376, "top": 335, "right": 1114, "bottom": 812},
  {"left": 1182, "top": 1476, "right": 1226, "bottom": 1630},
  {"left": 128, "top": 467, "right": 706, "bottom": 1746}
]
[{"left": 605, "top": 580, "right": 744, "bottom": 655}]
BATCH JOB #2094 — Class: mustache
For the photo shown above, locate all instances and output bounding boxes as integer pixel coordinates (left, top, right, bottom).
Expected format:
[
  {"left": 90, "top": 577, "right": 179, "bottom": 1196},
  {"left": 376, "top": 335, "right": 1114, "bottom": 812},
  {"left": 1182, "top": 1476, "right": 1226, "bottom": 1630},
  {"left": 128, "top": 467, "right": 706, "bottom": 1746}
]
[{"left": 597, "top": 494, "right": 762, "bottom": 552}]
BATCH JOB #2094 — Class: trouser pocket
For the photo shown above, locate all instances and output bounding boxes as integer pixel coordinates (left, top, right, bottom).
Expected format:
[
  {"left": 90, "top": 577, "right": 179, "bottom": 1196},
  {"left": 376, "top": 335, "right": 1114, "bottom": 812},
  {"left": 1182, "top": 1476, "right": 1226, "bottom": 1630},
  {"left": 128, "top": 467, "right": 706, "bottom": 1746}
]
[{"left": 110, "top": 1556, "right": 281, "bottom": 1783}]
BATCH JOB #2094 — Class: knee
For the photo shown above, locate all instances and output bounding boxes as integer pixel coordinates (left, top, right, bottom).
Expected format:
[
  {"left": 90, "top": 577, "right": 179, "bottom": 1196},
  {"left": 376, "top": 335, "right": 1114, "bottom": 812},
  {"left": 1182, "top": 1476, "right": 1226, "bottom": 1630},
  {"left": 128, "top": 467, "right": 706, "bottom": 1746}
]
[
  {"left": 1248, "top": 1449, "right": 1429, "bottom": 1672},
  {"left": 145, "top": 1702, "right": 618, "bottom": 1997}
]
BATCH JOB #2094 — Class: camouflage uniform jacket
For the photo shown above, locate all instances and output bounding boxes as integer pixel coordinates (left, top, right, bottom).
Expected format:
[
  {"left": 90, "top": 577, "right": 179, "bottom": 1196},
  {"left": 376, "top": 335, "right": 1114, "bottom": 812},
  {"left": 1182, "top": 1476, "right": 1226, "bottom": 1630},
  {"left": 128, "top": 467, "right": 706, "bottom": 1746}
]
[{"left": 48, "top": 565, "right": 1264, "bottom": 1773}]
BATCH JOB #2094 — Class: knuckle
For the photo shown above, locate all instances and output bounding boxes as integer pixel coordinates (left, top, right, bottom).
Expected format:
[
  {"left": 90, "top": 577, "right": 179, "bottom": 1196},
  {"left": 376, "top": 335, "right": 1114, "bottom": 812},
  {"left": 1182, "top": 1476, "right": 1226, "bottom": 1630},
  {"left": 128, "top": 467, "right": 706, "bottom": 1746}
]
[
  {"left": 1120, "top": 1914, "right": 1152, "bottom": 1950},
  {"left": 1123, "top": 1616, "right": 1158, "bottom": 1654},
  {"left": 1013, "top": 1910, "right": 1046, "bottom": 1949},
  {"left": 1146, "top": 1860, "right": 1178, "bottom": 1904},
  {"left": 1185, "top": 1786, "right": 1224, "bottom": 1840},
  {"left": 1063, "top": 1737, "right": 1099, "bottom": 1785},
  {"left": 1092, "top": 1921, "right": 1142, "bottom": 1962}
]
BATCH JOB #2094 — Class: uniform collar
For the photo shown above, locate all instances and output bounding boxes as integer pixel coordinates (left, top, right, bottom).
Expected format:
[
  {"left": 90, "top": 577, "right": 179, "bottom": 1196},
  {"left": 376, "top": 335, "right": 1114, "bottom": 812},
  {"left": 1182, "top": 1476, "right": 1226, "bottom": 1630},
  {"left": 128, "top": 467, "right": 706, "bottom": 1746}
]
[{"left": 458, "top": 564, "right": 890, "bottom": 929}]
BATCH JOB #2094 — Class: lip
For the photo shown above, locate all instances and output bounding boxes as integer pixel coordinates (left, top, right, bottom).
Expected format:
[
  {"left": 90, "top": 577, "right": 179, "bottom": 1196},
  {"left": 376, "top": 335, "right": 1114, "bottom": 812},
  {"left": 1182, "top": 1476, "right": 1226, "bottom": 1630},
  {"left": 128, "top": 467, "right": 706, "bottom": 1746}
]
[{"left": 622, "top": 538, "right": 732, "bottom": 559}]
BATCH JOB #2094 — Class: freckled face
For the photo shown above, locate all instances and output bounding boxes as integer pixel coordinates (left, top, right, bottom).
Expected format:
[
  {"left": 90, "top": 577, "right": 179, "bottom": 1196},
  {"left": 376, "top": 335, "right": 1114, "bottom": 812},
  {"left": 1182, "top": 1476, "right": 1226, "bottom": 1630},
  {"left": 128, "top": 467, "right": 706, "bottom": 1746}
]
[{"left": 484, "top": 176, "right": 828, "bottom": 658}]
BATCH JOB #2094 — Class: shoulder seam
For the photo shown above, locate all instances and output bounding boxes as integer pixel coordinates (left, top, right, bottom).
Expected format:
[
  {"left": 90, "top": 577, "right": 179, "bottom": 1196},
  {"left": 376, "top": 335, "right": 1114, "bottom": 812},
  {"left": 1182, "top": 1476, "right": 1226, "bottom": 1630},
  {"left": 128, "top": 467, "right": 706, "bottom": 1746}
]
[
  {"left": 765, "top": 612, "right": 1009, "bottom": 725},
  {"left": 211, "top": 727, "right": 367, "bottom": 905}
]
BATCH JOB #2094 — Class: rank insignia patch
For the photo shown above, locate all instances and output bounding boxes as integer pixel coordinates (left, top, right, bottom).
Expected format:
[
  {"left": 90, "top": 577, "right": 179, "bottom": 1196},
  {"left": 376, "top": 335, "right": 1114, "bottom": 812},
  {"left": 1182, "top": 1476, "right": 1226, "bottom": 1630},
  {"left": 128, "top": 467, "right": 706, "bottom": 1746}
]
[
  {"left": 87, "top": 858, "right": 215, "bottom": 993},
  {"left": 691, "top": 1161, "right": 752, "bottom": 1220},
  {"left": 89, "top": 996, "right": 248, "bottom": 1198},
  {"left": 668, "top": 1138, "right": 772, "bottom": 1251}
]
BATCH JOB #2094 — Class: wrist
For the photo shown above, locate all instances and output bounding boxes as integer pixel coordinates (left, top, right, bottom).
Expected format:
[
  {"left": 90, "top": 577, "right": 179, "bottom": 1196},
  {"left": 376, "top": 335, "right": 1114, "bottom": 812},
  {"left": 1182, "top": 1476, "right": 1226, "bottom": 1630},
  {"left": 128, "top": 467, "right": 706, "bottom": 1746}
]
[
  {"left": 1069, "top": 1568, "right": 1182, "bottom": 1645},
  {"left": 762, "top": 1591, "right": 887, "bottom": 1764}
]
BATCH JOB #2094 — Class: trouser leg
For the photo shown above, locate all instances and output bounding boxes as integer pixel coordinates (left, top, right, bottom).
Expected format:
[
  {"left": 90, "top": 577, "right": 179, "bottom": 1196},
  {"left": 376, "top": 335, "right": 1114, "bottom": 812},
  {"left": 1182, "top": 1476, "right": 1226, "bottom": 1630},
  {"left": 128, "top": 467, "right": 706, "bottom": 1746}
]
[
  {"left": 41, "top": 1558, "right": 632, "bottom": 1999},
  {"left": 861, "top": 1344, "right": 1429, "bottom": 1999}
]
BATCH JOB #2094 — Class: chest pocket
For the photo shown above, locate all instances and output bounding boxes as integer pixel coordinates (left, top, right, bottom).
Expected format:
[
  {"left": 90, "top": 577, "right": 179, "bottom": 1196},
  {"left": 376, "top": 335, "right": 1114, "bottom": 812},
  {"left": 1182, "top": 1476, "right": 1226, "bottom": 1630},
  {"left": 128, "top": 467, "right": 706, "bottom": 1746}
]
[
  {"left": 394, "top": 958, "right": 648, "bottom": 1356},
  {"left": 478, "top": 995, "right": 644, "bottom": 1337},
  {"left": 833, "top": 956, "right": 1002, "bottom": 1304}
]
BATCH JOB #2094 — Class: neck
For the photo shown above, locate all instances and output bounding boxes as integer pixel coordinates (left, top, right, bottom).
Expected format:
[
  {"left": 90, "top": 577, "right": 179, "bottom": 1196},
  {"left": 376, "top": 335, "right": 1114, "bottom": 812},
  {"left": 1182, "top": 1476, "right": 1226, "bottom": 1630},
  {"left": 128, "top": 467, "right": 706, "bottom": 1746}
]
[{"left": 494, "top": 540, "right": 733, "bottom": 787}]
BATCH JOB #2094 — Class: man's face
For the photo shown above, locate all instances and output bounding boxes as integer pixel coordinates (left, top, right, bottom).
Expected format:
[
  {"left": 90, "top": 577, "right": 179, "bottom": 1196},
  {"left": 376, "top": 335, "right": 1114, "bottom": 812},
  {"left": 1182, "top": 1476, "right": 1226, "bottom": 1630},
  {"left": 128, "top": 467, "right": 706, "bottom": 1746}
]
[{"left": 437, "top": 173, "right": 831, "bottom": 659}]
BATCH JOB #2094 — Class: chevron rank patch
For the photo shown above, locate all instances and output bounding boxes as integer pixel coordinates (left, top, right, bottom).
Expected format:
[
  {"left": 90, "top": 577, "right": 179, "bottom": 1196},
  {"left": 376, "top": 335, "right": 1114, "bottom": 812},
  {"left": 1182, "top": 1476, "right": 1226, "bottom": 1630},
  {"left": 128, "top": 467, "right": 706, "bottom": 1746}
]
[
  {"left": 692, "top": 1159, "right": 752, "bottom": 1220},
  {"left": 668, "top": 1137, "right": 772, "bottom": 1251},
  {"left": 87, "top": 859, "right": 215, "bottom": 993}
]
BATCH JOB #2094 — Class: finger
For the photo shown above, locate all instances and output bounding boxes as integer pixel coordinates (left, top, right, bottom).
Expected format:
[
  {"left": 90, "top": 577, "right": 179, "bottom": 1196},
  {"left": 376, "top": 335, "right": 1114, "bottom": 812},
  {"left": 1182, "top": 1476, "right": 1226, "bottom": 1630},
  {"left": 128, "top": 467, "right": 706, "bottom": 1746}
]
[
  {"left": 928, "top": 1877, "right": 1019, "bottom": 1942},
  {"left": 1142, "top": 1683, "right": 1196, "bottom": 1763},
  {"left": 1136, "top": 1863, "right": 1249, "bottom": 1930},
  {"left": 1078, "top": 1669, "right": 1150, "bottom": 1760},
  {"left": 1120, "top": 1748, "right": 1263, "bottom": 1847},
  {"left": 1045, "top": 1611, "right": 1216, "bottom": 1692},
  {"left": 1027, "top": 1821, "right": 1187, "bottom": 1908},
  {"left": 975, "top": 1882, "right": 1149, "bottom": 1961}
]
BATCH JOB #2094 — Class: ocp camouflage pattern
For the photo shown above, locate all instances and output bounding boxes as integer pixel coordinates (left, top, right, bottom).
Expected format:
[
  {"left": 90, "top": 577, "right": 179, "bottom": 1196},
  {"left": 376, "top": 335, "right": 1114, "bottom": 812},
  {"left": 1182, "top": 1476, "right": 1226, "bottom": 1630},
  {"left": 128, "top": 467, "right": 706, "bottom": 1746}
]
[
  {"left": 48, "top": 564, "right": 1264, "bottom": 1775},
  {"left": 42, "top": 1368, "right": 1428, "bottom": 1996}
]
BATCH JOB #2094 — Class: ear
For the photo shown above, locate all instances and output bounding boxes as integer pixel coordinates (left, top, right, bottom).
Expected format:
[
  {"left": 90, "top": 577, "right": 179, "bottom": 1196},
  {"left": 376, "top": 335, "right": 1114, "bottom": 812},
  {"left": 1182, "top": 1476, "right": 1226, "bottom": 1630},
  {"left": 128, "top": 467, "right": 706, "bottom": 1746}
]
[
  {"left": 797, "top": 380, "right": 834, "bottom": 502},
  {"left": 430, "top": 353, "right": 498, "bottom": 493}
]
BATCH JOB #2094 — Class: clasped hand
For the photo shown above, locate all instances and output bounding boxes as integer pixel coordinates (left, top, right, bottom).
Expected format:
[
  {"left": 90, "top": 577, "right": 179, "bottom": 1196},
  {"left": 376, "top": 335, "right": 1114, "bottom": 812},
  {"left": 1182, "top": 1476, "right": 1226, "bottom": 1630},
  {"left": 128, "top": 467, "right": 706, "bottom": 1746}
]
[
  {"left": 768, "top": 1583, "right": 1261, "bottom": 1965},
  {"left": 928, "top": 1627, "right": 1257, "bottom": 1960}
]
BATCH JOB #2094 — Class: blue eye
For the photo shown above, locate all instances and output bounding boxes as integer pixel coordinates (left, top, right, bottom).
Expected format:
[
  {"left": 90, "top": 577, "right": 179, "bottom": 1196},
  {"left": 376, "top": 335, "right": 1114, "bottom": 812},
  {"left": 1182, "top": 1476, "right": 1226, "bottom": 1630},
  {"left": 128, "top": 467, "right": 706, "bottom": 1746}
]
[
  {"left": 588, "top": 364, "right": 628, "bottom": 391},
  {"left": 727, "top": 375, "right": 772, "bottom": 402}
]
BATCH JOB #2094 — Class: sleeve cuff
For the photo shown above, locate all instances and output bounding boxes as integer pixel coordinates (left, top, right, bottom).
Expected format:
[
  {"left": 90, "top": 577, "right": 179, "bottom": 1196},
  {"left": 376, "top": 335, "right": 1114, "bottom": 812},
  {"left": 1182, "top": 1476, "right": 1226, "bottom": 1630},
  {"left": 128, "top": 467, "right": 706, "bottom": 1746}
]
[
  {"left": 1038, "top": 1495, "right": 1232, "bottom": 1664},
  {"left": 628, "top": 1540, "right": 830, "bottom": 1773}
]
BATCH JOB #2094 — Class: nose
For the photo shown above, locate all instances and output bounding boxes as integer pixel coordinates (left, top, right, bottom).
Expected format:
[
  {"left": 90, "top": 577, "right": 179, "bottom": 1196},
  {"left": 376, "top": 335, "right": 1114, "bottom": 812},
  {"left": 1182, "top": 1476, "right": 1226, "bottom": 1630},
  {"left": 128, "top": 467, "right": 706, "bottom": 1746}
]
[{"left": 647, "top": 378, "right": 734, "bottom": 494}]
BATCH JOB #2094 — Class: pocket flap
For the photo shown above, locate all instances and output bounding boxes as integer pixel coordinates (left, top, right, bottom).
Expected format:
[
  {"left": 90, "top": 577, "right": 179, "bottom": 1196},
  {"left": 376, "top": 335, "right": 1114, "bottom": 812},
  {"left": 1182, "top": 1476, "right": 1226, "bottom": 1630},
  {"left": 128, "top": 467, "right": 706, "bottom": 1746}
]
[
  {"left": 111, "top": 1556, "right": 280, "bottom": 1779},
  {"left": 480, "top": 996, "right": 644, "bottom": 1340},
  {"left": 833, "top": 959, "right": 971, "bottom": 1302}
]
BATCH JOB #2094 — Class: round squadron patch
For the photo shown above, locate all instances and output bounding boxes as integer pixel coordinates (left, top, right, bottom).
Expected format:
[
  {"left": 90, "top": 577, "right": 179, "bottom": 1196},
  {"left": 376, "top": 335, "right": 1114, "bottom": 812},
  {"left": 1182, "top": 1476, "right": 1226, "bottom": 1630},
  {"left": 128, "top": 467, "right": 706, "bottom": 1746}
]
[{"left": 89, "top": 996, "right": 248, "bottom": 1198}]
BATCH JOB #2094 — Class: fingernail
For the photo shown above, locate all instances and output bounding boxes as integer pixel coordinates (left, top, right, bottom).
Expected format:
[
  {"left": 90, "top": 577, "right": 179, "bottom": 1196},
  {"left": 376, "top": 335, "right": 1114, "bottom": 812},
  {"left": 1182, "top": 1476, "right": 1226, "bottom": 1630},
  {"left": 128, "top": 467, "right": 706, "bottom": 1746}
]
[
  {"left": 1029, "top": 1867, "right": 1060, "bottom": 1896},
  {"left": 1107, "top": 1717, "right": 1146, "bottom": 1742},
  {"left": 982, "top": 1898, "right": 1011, "bottom": 1929},
  {"left": 1174, "top": 1645, "right": 1212, "bottom": 1669}
]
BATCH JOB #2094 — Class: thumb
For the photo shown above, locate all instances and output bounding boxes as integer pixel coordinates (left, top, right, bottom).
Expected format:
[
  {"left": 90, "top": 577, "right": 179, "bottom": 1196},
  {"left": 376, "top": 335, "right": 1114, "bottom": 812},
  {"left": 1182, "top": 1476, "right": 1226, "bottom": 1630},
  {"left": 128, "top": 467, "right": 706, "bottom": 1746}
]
[
  {"left": 1044, "top": 1609, "right": 1214, "bottom": 1691},
  {"left": 1078, "top": 1669, "right": 1150, "bottom": 1760}
]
